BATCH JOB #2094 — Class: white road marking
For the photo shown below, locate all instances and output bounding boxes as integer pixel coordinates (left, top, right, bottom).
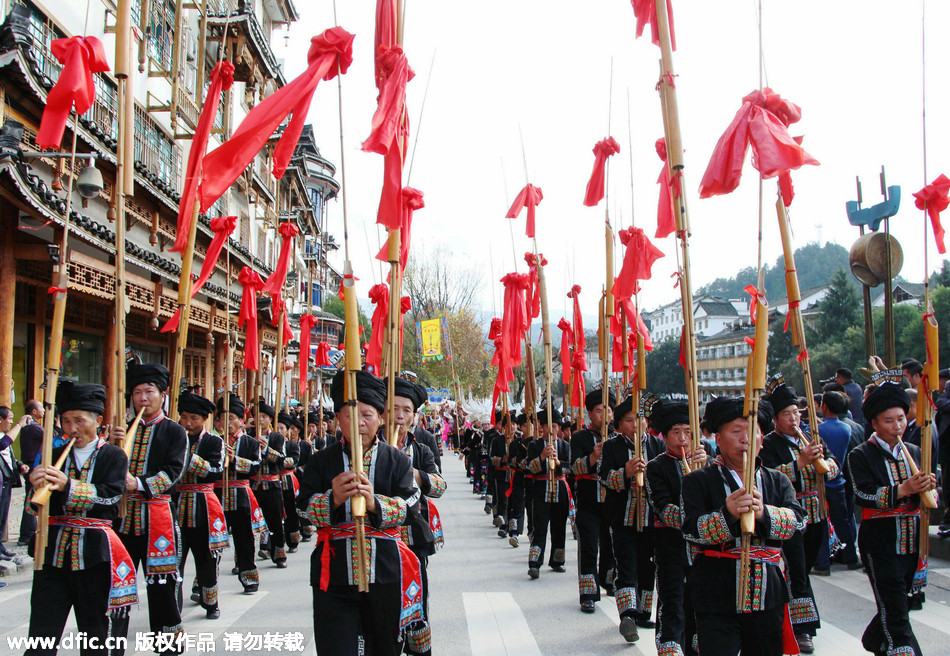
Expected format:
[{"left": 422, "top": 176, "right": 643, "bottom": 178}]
[
  {"left": 812, "top": 621, "right": 866, "bottom": 655},
  {"left": 463, "top": 592, "right": 542, "bottom": 656}
]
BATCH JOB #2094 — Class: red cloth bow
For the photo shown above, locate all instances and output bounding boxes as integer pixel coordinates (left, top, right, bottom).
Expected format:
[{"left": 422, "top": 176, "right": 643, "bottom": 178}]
[
  {"left": 172, "top": 61, "right": 234, "bottom": 253},
  {"left": 200, "top": 27, "right": 355, "bottom": 211},
  {"left": 567, "top": 285, "right": 588, "bottom": 408},
  {"left": 375, "top": 0, "right": 397, "bottom": 88},
  {"left": 612, "top": 227, "right": 665, "bottom": 300},
  {"left": 629, "top": 0, "right": 676, "bottom": 50},
  {"left": 315, "top": 341, "right": 332, "bottom": 367},
  {"left": 490, "top": 317, "right": 514, "bottom": 413},
  {"left": 161, "top": 215, "right": 237, "bottom": 333},
  {"left": 583, "top": 137, "right": 621, "bottom": 207},
  {"left": 500, "top": 273, "right": 530, "bottom": 371},
  {"left": 699, "top": 88, "right": 819, "bottom": 202},
  {"left": 376, "top": 187, "right": 425, "bottom": 268},
  {"left": 299, "top": 313, "right": 317, "bottom": 397},
  {"left": 238, "top": 267, "right": 266, "bottom": 371},
  {"left": 270, "top": 295, "right": 293, "bottom": 345},
  {"left": 506, "top": 184, "right": 543, "bottom": 239},
  {"left": 524, "top": 252, "right": 548, "bottom": 320},
  {"left": 262, "top": 222, "right": 300, "bottom": 296},
  {"left": 36, "top": 36, "right": 110, "bottom": 149},
  {"left": 913, "top": 174, "right": 950, "bottom": 255},
  {"left": 366, "top": 283, "right": 390, "bottom": 375},
  {"left": 558, "top": 318, "right": 573, "bottom": 386},
  {"left": 655, "top": 137, "right": 678, "bottom": 239}
]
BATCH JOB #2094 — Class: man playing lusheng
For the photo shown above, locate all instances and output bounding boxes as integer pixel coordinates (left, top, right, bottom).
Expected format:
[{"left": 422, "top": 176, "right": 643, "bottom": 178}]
[
  {"left": 682, "top": 396, "right": 805, "bottom": 656},
  {"left": 297, "top": 370, "right": 420, "bottom": 656}
]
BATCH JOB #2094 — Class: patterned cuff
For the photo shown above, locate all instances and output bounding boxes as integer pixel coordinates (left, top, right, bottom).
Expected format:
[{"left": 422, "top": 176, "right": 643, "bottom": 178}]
[
  {"left": 776, "top": 462, "right": 797, "bottom": 485},
  {"left": 376, "top": 495, "right": 407, "bottom": 528},
  {"left": 145, "top": 471, "right": 173, "bottom": 495},
  {"left": 281, "top": 457, "right": 295, "bottom": 470},
  {"left": 266, "top": 447, "right": 283, "bottom": 463},
  {"left": 235, "top": 457, "right": 252, "bottom": 474},
  {"left": 65, "top": 479, "right": 96, "bottom": 512},
  {"left": 189, "top": 455, "right": 211, "bottom": 478},
  {"left": 572, "top": 457, "right": 589, "bottom": 476},
  {"left": 881, "top": 486, "right": 896, "bottom": 508},
  {"left": 697, "top": 511, "right": 733, "bottom": 544},
  {"left": 427, "top": 474, "right": 447, "bottom": 499},
  {"left": 307, "top": 491, "right": 332, "bottom": 527},
  {"left": 605, "top": 469, "right": 626, "bottom": 492},
  {"left": 825, "top": 457, "right": 840, "bottom": 480},
  {"left": 527, "top": 458, "right": 543, "bottom": 475},
  {"left": 491, "top": 456, "right": 501, "bottom": 467},
  {"left": 766, "top": 505, "right": 800, "bottom": 540},
  {"left": 659, "top": 504, "right": 681, "bottom": 529}
]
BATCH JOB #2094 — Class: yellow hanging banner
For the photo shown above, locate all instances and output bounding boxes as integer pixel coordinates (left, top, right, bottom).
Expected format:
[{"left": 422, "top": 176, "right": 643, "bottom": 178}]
[{"left": 420, "top": 318, "right": 442, "bottom": 361}]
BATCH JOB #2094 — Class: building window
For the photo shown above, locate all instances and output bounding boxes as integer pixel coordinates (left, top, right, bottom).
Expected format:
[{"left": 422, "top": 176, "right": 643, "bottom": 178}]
[
  {"left": 146, "top": 0, "right": 176, "bottom": 72},
  {"left": 240, "top": 213, "right": 250, "bottom": 249},
  {"left": 134, "top": 105, "right": 181, "bottom": 191}
]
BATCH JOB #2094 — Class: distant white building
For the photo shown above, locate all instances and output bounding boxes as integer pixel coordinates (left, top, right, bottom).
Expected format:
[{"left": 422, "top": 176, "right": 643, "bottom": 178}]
[{"left": 643, "top": 295, "right": 750, "bottom": 343}]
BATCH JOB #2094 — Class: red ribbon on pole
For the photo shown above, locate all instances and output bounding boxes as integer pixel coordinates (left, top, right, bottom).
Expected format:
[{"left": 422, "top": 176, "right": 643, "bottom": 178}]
[
  {"left": 366, "top": 283, "right": 390, "bottom": 375},
  {"left": 612, "top": 227, "right": 665, "bottom": 300},
  {"left": 270, "top": 295, "right": 292, "bottom": 345},
  {"left": 655, "top": 137, "right": 678, "bottom": 239},
  {"left": 699, "top": 88, "right": 819, "bottom": 202},
  {"left": 172, "top": 61, "right": 234, "bottom": 253},
  {"left": 376, "top": 187, "right": 425, "bottom": 268},
  {"left": 558, "top": 318, "right": 573, "bottom": 386},
  {"left": 315, "top": 341, "right": 332, "bottom": 367},
  {"left": 200, "top": 27, "right": 355, "bottom": 211},
  {"left": 629, "top": 0, "right": 676, "bottom": 50},
  {"left": 567, "top": 285, "right": 588, "bottom": 408},
  {"left": 500, "top": 273, "right": 530, "bottom": 371},
  {"left": 238, "top": 267, "right": 266, "bottom": 371},
  {"left": 262, "top": 222, "right": 300, "bottom": 296},
  {"left": 161, "top": 215, "right": 238, "bottom": 333},
  {"left": 506, "top": 184, "right": 543, "bottom": 239},
  {"left": 524, "top": 252, "right": 548, "bottom": 320},
  {"left": 36, "top": 36, "right": 110, "bottom": 149},
  {"left": 299, "top": 313, "right": 316, "bottom": 397},
  {"left": 583, "top": 137, "right": 621, "bottom": 207},
  {"left": 913, "top": 174, "right": 950, "bottom": 255}
]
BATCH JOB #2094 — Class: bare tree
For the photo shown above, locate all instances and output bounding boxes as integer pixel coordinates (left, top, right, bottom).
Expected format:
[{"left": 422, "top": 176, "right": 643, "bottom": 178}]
[{"left": 403, "top": 245, "right": 483, "bottom": 324}]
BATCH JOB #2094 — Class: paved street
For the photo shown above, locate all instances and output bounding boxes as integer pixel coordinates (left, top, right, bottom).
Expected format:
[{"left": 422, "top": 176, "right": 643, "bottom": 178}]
[{"left": 2, "top": 453, "right": 950, "bottom": 654}]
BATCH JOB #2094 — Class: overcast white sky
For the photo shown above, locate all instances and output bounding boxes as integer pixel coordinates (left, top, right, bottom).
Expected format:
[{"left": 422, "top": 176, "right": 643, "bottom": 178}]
[{"left": 279, "top": 0, "right": 950, "bottom": 322}]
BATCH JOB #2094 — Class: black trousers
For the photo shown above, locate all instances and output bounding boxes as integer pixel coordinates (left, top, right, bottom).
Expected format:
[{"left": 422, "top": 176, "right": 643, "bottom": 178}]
[
  {"left": 694, "top": 606, "right": 784, "bottom": 656},
  {"left": 524, "top": 480, "right": 535, "bottom": 536},
  {"left": 19, "top": 478, "right": 37, "bottom": 544},
  {"left": 313, "top": 583, "right": 402, "bottom": 656},
  {"left": 283, "top": 487, "right": 300, "bottom": 548},
  {"left": 493, "top": 471, "right": 509, "bottom": 527},
  {"left": 28, "top": 563, "right": 129, "bottom": 656},
  {"left": 119, "top": 532, "right": 182, "bottom": 636},
  {"left": 180, "top": 524, "right": 219, "bottom": 610},
  {"left": 825, "top": 485, "right": 858, "bottom": 563},
  {"left": 655, "top": 529, "right": 697, "bottom": 656},
  {"left": 635, "top": 527, "right": 656, "bottom": 620},
  {"left": 505, "top": 474, "right": 525, "bottom": 537},
  {"left": 783, "top": 522, "right": 822, "bottom": 635},
  {"left": 861, "top": 550, "right": 923, "bottom": 656},
  {"left": 226, "top": 508, "right": 258, "bottom": 589},
  {"left": 528, "top": 495, "right": 568, "bottom": 569},
  {"left": 611, "top": 523, "right": 655, "bottom": 620},
  {"left": 575, "top": 501, "right": 614, "bottom": 602},
  {"left": 256, "top": 487, "right": 286, "bottom": 562}
]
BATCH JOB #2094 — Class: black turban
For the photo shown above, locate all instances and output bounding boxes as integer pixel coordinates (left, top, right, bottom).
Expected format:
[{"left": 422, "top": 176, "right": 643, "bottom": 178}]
[
  {"left": 323, "top": 409, "right": 335, "bottom": 422},
  {"left": 290, "top": 416, "right": 304, "bottom": 431},
  {"left": 757, "top": 399, "right": 775, "bottom": 435},
  {"left": 308, "top": 411, "right": 320, "bottom": 425},
  {"left": 330, "top": 369, "right": 387, "bottom": 414},
  {"left": 127, "top": 363, "right": 170, "bottom": 392},
  {"left": 216, "top": 393, "right": 245, "bottom": 419},
  {"left": 764, "top": 380, "right": 798, "bottom": 414},
  {"left": 178, "top": 392, "right": 215, "bottom": 417},
  {"left": 863, "top": 383, "right": 910, "bottom": 422},
  {"left": 277, "top": 411, "right": 295, "bottom": 428},
  {"left": 391, "top": 377, "right": 428, "bottom": 411},
  {"left": 536, "top": 407, "right": 562, "bottom": 425},
  {"left": 614, "top": 395, "right": 636, "bottom": 422},
  {"left": 57, "top": 381, "right": 106, "bottom": 415},
  {"left": 653, "top": 400, "right": 690, "bottom": 436},
  {"left": 585, "top": 388, "right": 616, "bottom": 413},
  {"left": 494, "top": 409, "right": 505, "bottom": 423},
  {"left": 703, "top": 396, "right": 745, "bottom": 433},
  {"left": 515, "top": 413, "right": 528, "bottom": 426},
  {"left": 257, "top": 401, "right": 276, "bottom": 421}
]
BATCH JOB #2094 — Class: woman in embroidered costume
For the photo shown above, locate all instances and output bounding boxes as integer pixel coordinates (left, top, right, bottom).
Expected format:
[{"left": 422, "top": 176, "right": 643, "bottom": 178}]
[
  {"left": 27, "top": 382, "right": 137, "bottom": 655},
  {"left": 848, "top": 376, "right": 935, "bottom": 656},
  {"left": 110, "top": 363, "right": 187, "bottom": 650},
  {"left": 681, "top": 396, "right": 805, "bottom": 656},
  {"left": 296, "top": 369, "right": 420, "bottom": 656}
]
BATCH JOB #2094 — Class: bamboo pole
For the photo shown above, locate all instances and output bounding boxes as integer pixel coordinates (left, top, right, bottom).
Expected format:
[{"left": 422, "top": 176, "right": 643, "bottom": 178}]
[
  {"left": 533, "top": 251, "right": 557, "bottom": 498},
  {"left": 343, "top": 264, "right": 368, "bottom": 592}
]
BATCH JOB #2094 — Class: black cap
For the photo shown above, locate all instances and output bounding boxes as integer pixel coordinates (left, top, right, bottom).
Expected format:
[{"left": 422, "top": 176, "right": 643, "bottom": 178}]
[
  {"left": 290, "top": 416, "right": 303, "bottom": 431},
  {"left": 536, "top": 407, "right": 562, "bottom": 425},
  {"left": 258, "top": 401, "right": 276, "bottom": 421},
  {"left": 863, "top": 382, "right": 910, "bottom": 422},
  {"left": 57, "top": 381, "right": 106, "bottom": 415},
  {"left": 763, "top": 382, "right": 798, "bottom": 414},
  {"left": 307, "top": 410, "right": 320, "bottom": 425},
  {"left": 216, "top": 393, "right": 245, "bottom": 419},
  {"left": 585, "top": 388, "right": 616, "bottom": 413},
  {"left": 330, "top": 369, "right": 386, "bottom": 413},
  {"left": 653, "top": 400, "right": 690, "bottom": 435},
  {"left": 703, "top": 396, "right": 745, "bottom": 433},
  {"left": 614, "top": 395, "right": 636, "bottom": 422},
  {"left": 277, "top": 411, "right": 294, "bottom": 428},
  {"left": 178, "top": 392, "right": 215, "bottom": 417},
  {"left": 391, "top": 377, "right": 428, "bottom": 411},
  {"left": 127, "top": 363, "right": 170, "bottom": 392},
  {"left": 515, "top": 413, "right": 528, "bottom": 426}
]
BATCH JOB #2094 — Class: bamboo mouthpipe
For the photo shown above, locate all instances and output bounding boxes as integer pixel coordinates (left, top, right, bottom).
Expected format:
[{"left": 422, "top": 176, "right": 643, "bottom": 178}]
[
  {"left": 121, "top": 406, "right": 147, "bottom": 456},
  {"left": 897, "top": 437, "right": 938, "bottom": 509},
  {"left": 795, "top": 428, "right": 830, "bottom": 475},
  {"left": 31, "top": 438, "right": 78, "bottom": 507}
]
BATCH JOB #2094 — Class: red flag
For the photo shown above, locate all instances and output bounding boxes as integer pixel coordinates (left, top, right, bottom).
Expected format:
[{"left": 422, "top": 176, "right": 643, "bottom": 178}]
[
  {"left": 629, "top": 0, "right": 676, "bottom": 50},
  {"left": 200, "top": 28, "right": 354, "bottom": 211},
  {"left": 913, "top": 174, "right": 950, "bottom": 255},
  {"left": 567, "top": 285, "right": 588, "bottom": 408},
  {"left": 500, "top": 273, "right": 530, "bottom": 369},
  {"left": 699, "top": 88, "right": 819, "bottom": 201},
  {"left": 36, "top": 36, "right": 110, "bottom": 148},
  {"left": 366, "top": 283, "right": 390, "bottom": 375},
  {"left": 238, "top": 267, "right": 266, "bottom": 371},
  {"left": 506, "top": 184, "right": 543, "bottom": 239},
  {"left": 583, "top": 137, "right": 621, "bottom": 207},
  {"left": 261, "top": 222, "right": 300, "bottom": 296},
  {"left": 299, "top": 313, "right": 317, "bottom": 397},
  {"left": 489, "top": 317, "right": 514, "bottom": 412},
  {"left": 375, "top": 187, "right": 425, "bottom": 268},
  {"left": 558, "top": 318, "right": 573, "bottom": 386},
  {"left": 655, "top": 137, "right": 678, "bottom": 239},
  {"left": 161, "top": 215, "right": 237, "bottom": 333},
  {"left": 315, "top": 341, "right": 332, "bottom": 367},
  {"left": 172, "top": 61, "right": 234, "bottom": 253},
  {"left": 612, "top": 227, "right": 665, "bottom": 300}
]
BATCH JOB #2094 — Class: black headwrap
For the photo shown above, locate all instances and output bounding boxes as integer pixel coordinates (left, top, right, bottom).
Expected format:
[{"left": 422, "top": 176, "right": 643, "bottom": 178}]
[
  {"left": 178, "top": 391, "right": 216, "bottom": 417},
  {"left": 614, "top": 395, "right": 636, "bottom": 422},
  {"left": 764, "top": 380, "right": 798, "bottom": 414},
  {"left": 257, "top": 401, "right": 276, "bottom": 421},
  {"left": 216, "top": 393, "right": 245, "bottom": 419},
  {"left": 653, "top": 400, "right": 690, "bottom": 435},
  {"left": 863, "top": 382, "right": 910, "bottom": 422},
  {"left": 57, "top": 381, "right": 106, "bottom": 415},
  {"left": 127, "top": 363, "right": 170, "bottom": 392},
  {"left": 277, "top": 411, "right": 294, "bottom": 428},
  {"left": 515, "top": 413, "right": 528, "bottom": 427},
  {"left": 308, "top": 411, "right": 320, "bottom": 425},
  {"left": 703, "top": 396, "right": 745, "bottom": 433},
  {"left": 536, "top": 407, "right": 562, "bottom": 425},
  {"left": 585, "top": 388, "right": 616, "bottom": 412},
  {"left": 391, "top": 377, "right": 428, "bottom": 411},
  {"left": 330, "top": 369, "right": 387, "bottom": 414},
  {"left": 757, "top": 399, "right": 775, "bottom": 435}
]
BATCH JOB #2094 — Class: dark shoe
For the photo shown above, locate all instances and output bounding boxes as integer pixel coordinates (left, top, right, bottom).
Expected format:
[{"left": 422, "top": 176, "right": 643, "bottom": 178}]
[
  {"left": 811, "top": 568, "right": 830, "bottom": 577},
  {"left": 301, "top": 534, "right": 312, "bottom": 542},
  {"left": 847, "top": 561, "right": 863, "bottom": 570},
  {"left": 509, "top": 535, "right": 520, "bottom": 548},
  {"left": 619, "top": 617, "right": 639, "bottom": 643},
  {"left": 190, "top": 592, "right": 201, "bottom": 603},
  {"left": 551, "top": 565, "right": 566, "bottom": 573},
  {"left": 243, "top": 584, "right": 259, "bottom": 594},
  {"left": 908, "top": 593, "right": 923, "bottom": 611},
  {"left": 288, "top": 546, "right": 297, "bottom": 553},
  {"left": 0, "top": 553, "right": 13, "bottom": 562},
  {"left": 16, "top": 540, "right": 30, "bottom": 547},
  {"left": 580, "top": 600, "right": 595, "bottom": 614},
  {"left": 796, "top": 633, "right": 814, "bottom": 654},
  {"left": 483, "top": 502, "right": 492, "bottom": 514},
  {"left": 603, "top": 583, "right": 615, "bottom": 597},
  {"left": 0, "top": 581, "right": 6, "bottom": 589},
  {"left": 635, "top": 617, "right": 656, "bottom": 629},
  {"left": 231, "top": 567, "right": 239, "bottom": 575},
  {"left": 275, "top": 561, "right": 287, "bottom": 569},
  {"left": 527, "top": 568, "right": 540, "bottom": 579},
  {"left": 257, "top": 549, "right": 269, "bottom": 560},
  {"left": 497, "top": 529, "right": 508, "bottom": 538},
  {"left": 206, "top": 607, "right": 220, "bottom": 620}
]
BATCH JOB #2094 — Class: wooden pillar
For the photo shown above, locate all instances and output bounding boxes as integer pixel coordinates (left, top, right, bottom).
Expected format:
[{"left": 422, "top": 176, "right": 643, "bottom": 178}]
[
  {"left": 30, "top": 290, "right": 45, "bottom": 401},
  {"left": 0, "top": 205, "right": 17, "bottom": 407},
  {"left": 204, "top": 333, "right": 213, "bottom": 399}
]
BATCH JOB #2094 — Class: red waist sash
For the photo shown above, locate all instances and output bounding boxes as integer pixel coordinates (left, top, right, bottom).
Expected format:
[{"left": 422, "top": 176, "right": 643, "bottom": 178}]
[
  {"left": 260, "top": 474, "right": 281, "bottom": 483},
  {"left": 214, "top": 479, "right": 268, "bottom": 535},
  {"left": 701, "top": 546, "right": 783, "bottom": 565},
  {"left": 861, "top": 503, "right": 920, "bottom": 521},
  {"left": 126, "top": 492, "right": 177, "bottom": 580},
  {"left": 178, "top": 484, "right": 228, "bottom": 553}
]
